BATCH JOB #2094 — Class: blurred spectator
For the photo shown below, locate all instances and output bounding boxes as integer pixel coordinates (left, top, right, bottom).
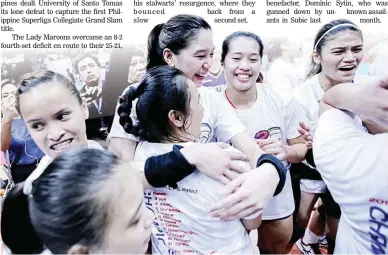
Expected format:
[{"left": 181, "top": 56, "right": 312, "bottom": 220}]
[
  {"left": 1, "top": 79, "right": 44, "bottom": 183},
  {"left": 127, "top": 49, "right": 146, "bottom": 85},
  {"left": 73, "top": 52, "right": 110, "bottom": 142},
  {"left": 203, "top": 49, "right": 227, "bottom": 88},
  {"left": 266, "top": 37, "right": 304, "bottom": 101}
]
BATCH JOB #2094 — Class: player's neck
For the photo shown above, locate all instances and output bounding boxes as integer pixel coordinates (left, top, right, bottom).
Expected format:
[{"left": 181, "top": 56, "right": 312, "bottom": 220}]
[
  {"left": 318, "top": 73, "right": 342, "bottom": 92},
  {"left": 226, "top": 85, "right": 257, "bottom": 110}
]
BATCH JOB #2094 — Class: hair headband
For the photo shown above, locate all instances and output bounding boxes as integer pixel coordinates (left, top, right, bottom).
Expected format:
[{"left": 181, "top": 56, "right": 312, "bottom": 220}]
[{"left": 314, "top": 23, "right": 360, "bottom": 51}]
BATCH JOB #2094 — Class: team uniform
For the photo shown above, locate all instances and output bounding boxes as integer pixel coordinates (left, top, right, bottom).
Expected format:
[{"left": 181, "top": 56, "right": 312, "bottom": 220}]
[
  {"left": 313, "top": 109, "right": 388, "bottom": 254},
  {"left": 292, "top": 74, "right": 379, "bottom": 194},
  {"left": 202, "top": 70, "right": 227, "bottom": 88},
  {"left": 135, "top": 142, "right": 259, "bottom": 254},
  {"left": 23, "top": 140, "right": 103, "bottom": 196},
  {"left": 217, "top": 84, "right": 308, "bottom": 220}
]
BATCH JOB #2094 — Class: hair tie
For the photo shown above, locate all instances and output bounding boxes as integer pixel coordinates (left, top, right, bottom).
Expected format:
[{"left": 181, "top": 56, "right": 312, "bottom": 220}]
[
  {"left": 314, "top": 23, "right": 360, "bottom": 51},
  {"left": 119, "top": 94, "right": 128, "bottom": 104}
]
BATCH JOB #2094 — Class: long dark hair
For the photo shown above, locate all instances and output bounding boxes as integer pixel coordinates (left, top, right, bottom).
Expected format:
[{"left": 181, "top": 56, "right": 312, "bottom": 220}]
[
  {"left": 1, "top": 149, "right": 122, "bottom": 254},
  {"left": 147, "top": 14, "right": 211, "bottom": 70},
  {"left": 118, "top": 66, "right": 192, "bottom": 143}
]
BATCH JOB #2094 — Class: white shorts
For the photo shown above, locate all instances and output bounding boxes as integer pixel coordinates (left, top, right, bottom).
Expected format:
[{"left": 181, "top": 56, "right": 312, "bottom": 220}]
[
  {"left": 300, "top": 179, "right": 328, "bottom": 194},
  {"left": 262, "top": 170, "right": 295, "bottom": 221}
]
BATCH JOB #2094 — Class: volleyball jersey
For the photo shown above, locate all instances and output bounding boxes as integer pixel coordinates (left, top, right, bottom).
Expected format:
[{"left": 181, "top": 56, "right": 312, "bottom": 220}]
[
  {"left": 23, "top": 140, "right": 103, "bottom": 195},
  {"left": 313, "top": 109, "right": 388, "bottom": 254},
  {"left": 217, "top": 84, "right": 308, "bottom": 220},
  {"left": 134, "top": 142, "right": 258, "bottom": 254},
  {"left": 293, "top": 74, "right": 379, "bottom": 193},
  {"left": 203, "top": 70, "right": 227, "bottom": 88}
]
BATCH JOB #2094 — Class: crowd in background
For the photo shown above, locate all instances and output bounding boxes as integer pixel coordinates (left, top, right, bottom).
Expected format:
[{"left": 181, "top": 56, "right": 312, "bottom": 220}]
[{"left": 0, "top": 22, "right": 387, "bottom": 254}]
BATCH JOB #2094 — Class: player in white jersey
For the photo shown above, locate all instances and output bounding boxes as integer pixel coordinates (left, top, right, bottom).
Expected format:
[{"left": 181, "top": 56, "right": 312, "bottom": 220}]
[
  {"left": 293, "top": 19, "right": 380, "bottom": 254},
  {"left": 1, "top": 71, "right": 260, "bottom": 254},
  {"left": 312, "top": 77, "right": 388, "bottom": 254},
  {"left": 266, "top": 37, "right": 304, "bottom": 101},
  {"left": 0, "top": 71, "right": 152, "bottom": 254},
  {"left": 217, "top": 31, "right": 309, "bottom": 254},
  {"left": 108, "top": 15, "right": 289, "bottom": 220},
  {"left": 118, "top": 66, "right": 262, "bottom": 254}
]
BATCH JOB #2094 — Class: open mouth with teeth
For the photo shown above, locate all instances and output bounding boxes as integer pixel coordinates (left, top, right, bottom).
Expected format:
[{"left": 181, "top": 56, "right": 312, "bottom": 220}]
[
  {"left": 235, "top": 73, "right": 252, "bottom": 81},
  {"left": 50, "top": 138, "right": 73, "bottom": 152},
  {"left": 338, "top": 66, "right": 356, "bottom": 72},
  {"left": 194, "top": 73, "right": 206, "bottom": 80}
]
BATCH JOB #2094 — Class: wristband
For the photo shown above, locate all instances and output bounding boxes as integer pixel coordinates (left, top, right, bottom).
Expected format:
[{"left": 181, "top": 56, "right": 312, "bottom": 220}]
[
  {"left": 305, "top": 148, "right": 316, "bottom": 167},
  {"left": 144, "top": 145, "right": 196, "bottom": 189},
  {"left": 256, "top": 154, "right": 287, "bottom": 196}
]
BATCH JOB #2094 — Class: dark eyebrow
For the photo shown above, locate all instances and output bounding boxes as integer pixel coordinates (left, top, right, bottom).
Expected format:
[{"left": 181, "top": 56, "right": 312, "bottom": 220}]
[
  {"left": 231, "top": 52, "right": 259, "bottom": 56},
  {"left": 194, "top": 50, "right": 207, "bottom": 55},
  {"left": 331, "top": 44, "right": 363, "bottom": 51},
  {"left": 54, "top": 108, "right": 70, "bottom": 116},
  {"left": 26, "top": 108, "right": 69, "bottom": 124},
  {"left": 26, "top": 118, "right": 42, "bottom": 124},
  {"left": 194, "top": 47, "right": 215, "bottom": 55}
]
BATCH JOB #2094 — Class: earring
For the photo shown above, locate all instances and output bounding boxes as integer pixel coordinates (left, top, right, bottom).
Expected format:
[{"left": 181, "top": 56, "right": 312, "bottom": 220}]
[{"left": 169, "top": 62, "right": 175, "bottom": 67}]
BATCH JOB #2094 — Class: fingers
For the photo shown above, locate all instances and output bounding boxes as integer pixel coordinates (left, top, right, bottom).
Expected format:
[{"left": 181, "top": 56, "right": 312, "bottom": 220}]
[
  {"left": 261, "top": 141, "right": 281, "bottom": 151},
  {"left": 219, "top": 175, "right": 244, "bottom": 196},
  {"left": 216, "top": 200, "right": 250, "bottom": 219},
  {"left": 96, "top": 87, "right": 102, "bottom": 97},
  {"left": 86, "top": 87, "right": 94, "bottom": 94},
  {"left": 209, "top": 191, "right": 242, "bottom": 214},
  {"left": 228, "top": 161, "right": 249, "bottom": 174},
  {"left": 298, "top": 127, "right": 307, "bottom": 136},
  {"left": 87, "top": 87, "right": 102, "bottom": 96},
  {"left": 218, "top": 175, "right": 231, "bottom": 186},
  {"left": 299, "top": 121, "right": 311, "bottom": 131},
  {"left": 215, "top": 142, "right": 230, "bottom": 149},
  {"left": 223, "top": 169, "right": 240, "bottom": 181},
  {"left": 83, "top": 97, "right": 93, "bottom": 105},
  {"left": 256, "top": 138, "right": 277, "bottom": 147},
  {"left": 226, "top": 150, "right": 249, "bottom": 162},
  {"left": 306, "top": 141, "right": 313, "bottom": 149},
  {"left": 223, "top": 206, "right": 261, "bottom": 221}
]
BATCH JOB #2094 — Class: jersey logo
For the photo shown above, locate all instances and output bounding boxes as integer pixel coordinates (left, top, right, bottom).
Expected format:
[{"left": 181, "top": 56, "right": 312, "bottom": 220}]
[
  {"left": 196, "top": 123, "right": 212, "bottom": 143},
  {"left": 254, "top": 127, "right": 282, "bottom": 141}
]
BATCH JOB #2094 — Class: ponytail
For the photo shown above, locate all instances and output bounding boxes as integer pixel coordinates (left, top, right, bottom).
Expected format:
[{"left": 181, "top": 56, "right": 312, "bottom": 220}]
[
  {"left": 147, "top": 23, "right": 165, "bottom": 70},
  {"left": 305, "top": 60, "right": 322, "bottom": 81},
  {"left": 117, "top": 86, "right": 148, "bottom": 139},
  {"left": 1, "top": 183, "right": 45, "bottom": 254}
]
